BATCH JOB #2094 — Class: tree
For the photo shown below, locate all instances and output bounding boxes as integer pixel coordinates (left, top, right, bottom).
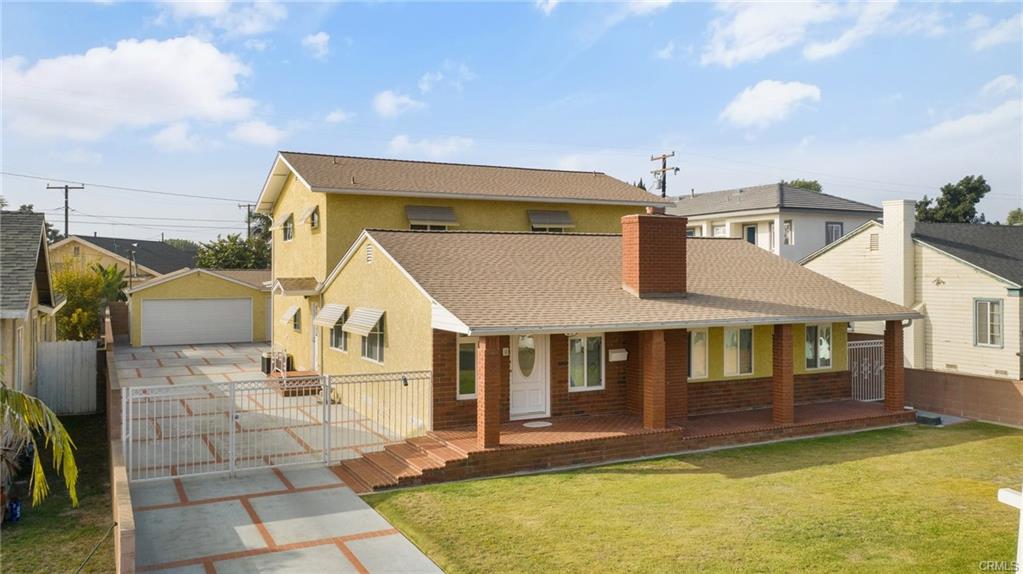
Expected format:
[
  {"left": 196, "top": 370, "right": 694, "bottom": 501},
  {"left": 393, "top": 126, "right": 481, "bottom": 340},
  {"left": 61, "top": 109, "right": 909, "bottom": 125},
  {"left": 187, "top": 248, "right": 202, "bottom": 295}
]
[
  {"left": 0, "top": 376, "right": 79, "bottom": 507},
  {"left": 15, "top": 203, "right": 63, "bottom": 242},
  {"left": 782, "top": 179, "right": 822, "bottom": 193},
  {"left": 248, "top": 212, "right": 273, "bottom": 243},
  {"left": 916, "top": 175, "right": 990, "bottom": 223},
  {"left": 634, "top": 178, "right": 647, "bottom": 191},
  {"left": 92, "top": 263, "right": 127, "bottom": 304},
  {"left": 1007, "top": 208, "right": 1023, "bottom": 226},
  {"left": 194, "top": 234, "right": 270, "bottom": 269},
  {"left": 52, "top": 265, "right": 104, "bottom": 340},
  {"left": 164, "top": 238, "right": 199, "bottom": 252}
]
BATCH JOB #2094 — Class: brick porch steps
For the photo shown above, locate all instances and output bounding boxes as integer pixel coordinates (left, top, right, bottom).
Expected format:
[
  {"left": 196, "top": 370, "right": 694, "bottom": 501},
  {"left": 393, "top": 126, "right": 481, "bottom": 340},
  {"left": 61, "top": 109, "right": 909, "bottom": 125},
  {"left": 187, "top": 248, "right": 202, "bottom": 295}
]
[{"left": 332, "top": 404, "right": 917, "bottom": 494}]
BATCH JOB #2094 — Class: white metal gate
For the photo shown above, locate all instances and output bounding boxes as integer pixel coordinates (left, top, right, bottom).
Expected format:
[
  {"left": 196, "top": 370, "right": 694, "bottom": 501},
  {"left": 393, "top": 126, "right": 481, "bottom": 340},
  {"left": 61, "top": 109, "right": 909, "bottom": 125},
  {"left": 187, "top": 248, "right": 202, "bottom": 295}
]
[
  {"left": 123, "top": 371, "right": 431, "bottom": 481},
  {"left": 38, "top": 340, "right": 98, "bottom": 414},
  {"left": 849, "top": 340, "right": 884, "bottom": 401}
]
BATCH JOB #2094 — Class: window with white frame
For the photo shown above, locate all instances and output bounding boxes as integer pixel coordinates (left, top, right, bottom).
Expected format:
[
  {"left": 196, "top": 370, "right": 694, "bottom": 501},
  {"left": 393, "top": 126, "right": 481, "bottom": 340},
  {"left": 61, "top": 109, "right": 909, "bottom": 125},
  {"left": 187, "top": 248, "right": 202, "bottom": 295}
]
[
  {"left": 783, "top": 220, "right": 794, "bottom": 245},
  {"left": 329, "top": 310, "right": 349, "bottom": 351},
  {"left": 975, "top": 299, "right": 1003, "bottom": 347},
  {"left": 769, "top": 221, "right": 776, "bottom": 251},
  {"left": 712, "top": 224, "right": 728, "bottom": 238},
  {"left": 805, "top": 324, "right": 832, "bottom": 369},
  {"left": 457, "top": 336, "right": 478, "bottom": 399},
  {"left": 292, "top": 309, "right": 301, "bottom": 332},
  {"left": 687, "top": 226, "right": 702, "bottom": 238},
  {"left": 688, "top": 329, "right": 708, "bottom": 379},
  {"left": 282, "top": 214, "right": 295, "bottom": 241},
  {"left": 361, "top": 317, "right": 385, "bottom": 362},
  {"left": 309, "top": 207, "right": 320, "bottom": 229},
  {"left": 825, "top": 222, "right": 844, "bottom": 245},
  {"left": 569, "top": 334, "right": 604, "bottom": 391},
  {"left": 723, "top": 327, "right": 754, "bottom": 376}
]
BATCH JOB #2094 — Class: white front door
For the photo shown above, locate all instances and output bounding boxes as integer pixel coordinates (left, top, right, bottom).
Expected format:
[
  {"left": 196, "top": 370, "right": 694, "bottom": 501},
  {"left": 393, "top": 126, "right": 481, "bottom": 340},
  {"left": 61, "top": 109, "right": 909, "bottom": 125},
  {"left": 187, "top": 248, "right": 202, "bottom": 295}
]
[{"left": 510, "top": 334, "right": 549, "bottom": 419}]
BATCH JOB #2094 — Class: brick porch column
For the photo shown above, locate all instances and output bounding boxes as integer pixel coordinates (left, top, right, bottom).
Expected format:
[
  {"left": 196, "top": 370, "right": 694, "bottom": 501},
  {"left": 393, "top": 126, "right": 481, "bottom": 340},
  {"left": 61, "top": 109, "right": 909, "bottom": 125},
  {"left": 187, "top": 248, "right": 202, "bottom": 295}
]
[
  {"left": 884, "top": 320, "right": 905, "bottom": 412},
  {"left": 476, "top": 335, "right": 502, "bottom": 448},
  {"left": 772, "top": 324, "right": 794, "bottom": 425},
  {"left": 641, "top": 329, "right": 667, "bottom": 429}
]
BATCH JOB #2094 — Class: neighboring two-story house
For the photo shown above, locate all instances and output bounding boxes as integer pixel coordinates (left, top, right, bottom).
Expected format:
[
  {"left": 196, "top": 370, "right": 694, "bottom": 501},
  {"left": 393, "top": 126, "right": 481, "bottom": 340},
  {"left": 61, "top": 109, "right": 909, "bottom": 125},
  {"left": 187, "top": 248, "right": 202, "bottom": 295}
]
[
  {"left": 1, "top": 211, "right": 63, "bottom": 394},
  {"left": 803, "top": 200, "right": 1022, "bottom": 426},
  {"left": 669, "top": 183, "right": 881, "bottom": 261},
  {"left": 50, "top": 234, "right": 196, "bottom": 282},
  {"left": 255, "top": 152, "right": 668, "bottom": 371}
]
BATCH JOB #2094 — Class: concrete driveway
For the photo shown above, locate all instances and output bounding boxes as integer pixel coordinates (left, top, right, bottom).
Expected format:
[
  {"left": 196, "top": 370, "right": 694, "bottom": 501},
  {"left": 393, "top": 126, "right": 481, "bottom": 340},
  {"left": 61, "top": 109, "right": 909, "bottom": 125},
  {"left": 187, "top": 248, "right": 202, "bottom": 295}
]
[
  {"left": 115, "top": 342, "right": 267, "bottom": 387},
  {"left": 131, "top": 465, "right": 440, "bottom": 573}
]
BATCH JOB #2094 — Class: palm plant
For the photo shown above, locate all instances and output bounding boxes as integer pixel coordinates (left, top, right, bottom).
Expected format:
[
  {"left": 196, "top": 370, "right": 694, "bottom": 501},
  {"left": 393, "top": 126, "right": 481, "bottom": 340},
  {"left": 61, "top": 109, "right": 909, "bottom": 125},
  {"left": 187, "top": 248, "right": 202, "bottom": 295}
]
[
  {"left": 92, "top": 263, "right": 127, "bottom": 304},
  {"left": 0, "top": 375, "right": 79, "bottom": 506}
]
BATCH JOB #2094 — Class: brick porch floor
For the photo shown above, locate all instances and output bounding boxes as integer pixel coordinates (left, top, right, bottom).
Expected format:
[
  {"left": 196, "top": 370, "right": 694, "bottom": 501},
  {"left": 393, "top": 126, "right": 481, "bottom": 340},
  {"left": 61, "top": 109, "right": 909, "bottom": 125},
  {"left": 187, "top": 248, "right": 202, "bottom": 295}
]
[{"left": 335, "top": 400, "right": 916, "bottom": 493}]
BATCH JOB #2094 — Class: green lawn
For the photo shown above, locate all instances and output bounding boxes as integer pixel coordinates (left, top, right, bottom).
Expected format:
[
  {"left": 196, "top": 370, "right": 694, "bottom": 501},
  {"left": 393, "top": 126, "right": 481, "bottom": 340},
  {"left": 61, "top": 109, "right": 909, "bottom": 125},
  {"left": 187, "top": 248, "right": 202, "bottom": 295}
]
[
  {"left": 367, "top": 422, "right": 1023, "bottom": 573},
  {"left": 1, "top": 414, "right": 115, "bottom": 574}
]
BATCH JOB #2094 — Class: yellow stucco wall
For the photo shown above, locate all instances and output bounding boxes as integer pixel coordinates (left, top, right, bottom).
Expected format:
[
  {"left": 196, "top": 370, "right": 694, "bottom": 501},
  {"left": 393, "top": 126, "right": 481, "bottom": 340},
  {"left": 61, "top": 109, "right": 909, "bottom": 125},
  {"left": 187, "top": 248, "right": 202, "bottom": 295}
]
[
  {"left": 691, "top": 323, "right": 848, "bottom": 383},
  {"left": 271, "top": 175, "right": 328, "bottom": 281},
  {"left": 318, "top": 236, "right": 433, "bottom": 375},
  {"left": 128, "top": 272, "right": 270, "bottom": 347},
  {"left": 50, "top": 239, "right": 156, "bottom": 278},
  {"left": 272, "top": 294, "right": 314, "bottom": 370}
]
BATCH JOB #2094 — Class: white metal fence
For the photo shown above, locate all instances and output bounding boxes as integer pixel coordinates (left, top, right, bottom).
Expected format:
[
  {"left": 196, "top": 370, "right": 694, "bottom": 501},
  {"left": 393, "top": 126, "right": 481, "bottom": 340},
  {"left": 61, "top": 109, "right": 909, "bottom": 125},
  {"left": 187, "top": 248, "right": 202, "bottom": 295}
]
[
  {"left": 123, "top": 371, "right": 432, "bottom": 481},
  {"left": 37, "top": 340, "right": 98, "bottom": 414},
  {"left": 849, "top": 340, "right": 885, "bottom": 401}
]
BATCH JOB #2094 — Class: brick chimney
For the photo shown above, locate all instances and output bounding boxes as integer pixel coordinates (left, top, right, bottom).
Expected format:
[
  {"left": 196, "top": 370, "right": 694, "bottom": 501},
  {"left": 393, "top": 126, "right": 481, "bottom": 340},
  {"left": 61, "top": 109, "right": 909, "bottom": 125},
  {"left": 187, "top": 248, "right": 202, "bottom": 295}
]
[{"left": 621, "top": 213, "right": 687, "bottom": 298}]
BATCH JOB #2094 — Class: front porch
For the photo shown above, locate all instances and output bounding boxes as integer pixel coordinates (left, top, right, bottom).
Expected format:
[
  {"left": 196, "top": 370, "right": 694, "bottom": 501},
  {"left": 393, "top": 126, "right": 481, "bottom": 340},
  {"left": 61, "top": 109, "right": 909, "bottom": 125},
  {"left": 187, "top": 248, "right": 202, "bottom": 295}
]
[{"left": 336, "top": 399, "right": 915, "bottom": 493}]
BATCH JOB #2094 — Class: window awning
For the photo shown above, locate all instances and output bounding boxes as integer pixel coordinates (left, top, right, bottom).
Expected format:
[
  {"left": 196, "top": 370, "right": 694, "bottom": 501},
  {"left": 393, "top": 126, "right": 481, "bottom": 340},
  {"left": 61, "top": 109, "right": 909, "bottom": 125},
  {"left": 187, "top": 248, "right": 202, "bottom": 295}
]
[
  {"left": 271, "top": 213, "right": 294, "bottom": 230},
  {"left": 279, "top": 304, "right": 300, "bottom": 323},
  {"left": 406, "top": 205, "right": 457, "bottom": 226},
  {"left": 527, "top": 210, "right": 574, "bottom": 228},
  {"left": 342, "top": 307, "right": 384, "bottom": 336},
  {"left": 299, "top": 205, "right": 318, "bottom": 224},
  {"left": 313, "top": 303, "right": 348, "bottom": 327}
]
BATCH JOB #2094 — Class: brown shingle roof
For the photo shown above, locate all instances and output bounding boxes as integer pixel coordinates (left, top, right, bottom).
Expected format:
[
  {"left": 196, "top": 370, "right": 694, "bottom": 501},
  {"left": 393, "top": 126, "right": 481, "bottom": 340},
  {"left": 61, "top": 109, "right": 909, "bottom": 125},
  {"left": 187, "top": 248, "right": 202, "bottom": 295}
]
[
  {"left": 213, "top": 269, "right": 271, "bottom": 289},
  {"left": 368, "top": 230, "right": 917, "bottom": 333},
  {"left": 278, "top": 152, "right": 668, "bottom": 206},
  {"left": 275, "top": 277, "right": 319, "bottom": 293}
]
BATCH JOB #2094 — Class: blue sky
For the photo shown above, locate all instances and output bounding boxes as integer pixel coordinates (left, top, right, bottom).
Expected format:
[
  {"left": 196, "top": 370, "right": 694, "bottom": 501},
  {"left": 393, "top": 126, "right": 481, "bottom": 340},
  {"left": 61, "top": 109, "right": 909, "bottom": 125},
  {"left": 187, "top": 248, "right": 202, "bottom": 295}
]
[{"left": 2, "top": 1, "right": 1021, "bottom": 241}]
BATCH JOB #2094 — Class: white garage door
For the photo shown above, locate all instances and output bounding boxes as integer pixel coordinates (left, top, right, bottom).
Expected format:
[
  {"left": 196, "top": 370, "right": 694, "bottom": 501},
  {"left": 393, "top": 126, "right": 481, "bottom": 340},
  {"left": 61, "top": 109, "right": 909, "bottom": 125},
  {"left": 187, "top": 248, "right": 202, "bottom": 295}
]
[{"left": 142, "top": 299, "right": 252, "bottom": 346}]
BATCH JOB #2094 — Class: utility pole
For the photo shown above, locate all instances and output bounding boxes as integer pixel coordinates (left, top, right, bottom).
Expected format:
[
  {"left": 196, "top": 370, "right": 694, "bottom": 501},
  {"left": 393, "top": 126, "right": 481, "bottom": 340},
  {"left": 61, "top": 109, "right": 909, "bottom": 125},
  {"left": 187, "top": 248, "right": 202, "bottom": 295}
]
[
  {"left": 650, "top": 152, "right": 679, "bottom": 199},
  {"left": 47, "top": 183, "right": 85, "bottom": 237},
  {"left": 238, "top": 203, "right": 255, "bottom": 239}
]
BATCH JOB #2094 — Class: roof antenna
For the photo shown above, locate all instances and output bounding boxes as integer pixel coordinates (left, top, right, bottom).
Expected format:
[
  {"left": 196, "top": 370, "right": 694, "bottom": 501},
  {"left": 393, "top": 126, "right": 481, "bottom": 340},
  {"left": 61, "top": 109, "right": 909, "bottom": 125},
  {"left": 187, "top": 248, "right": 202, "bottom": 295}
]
[{"left": 690, "top": 188, "right": 695, "bottom": 198}]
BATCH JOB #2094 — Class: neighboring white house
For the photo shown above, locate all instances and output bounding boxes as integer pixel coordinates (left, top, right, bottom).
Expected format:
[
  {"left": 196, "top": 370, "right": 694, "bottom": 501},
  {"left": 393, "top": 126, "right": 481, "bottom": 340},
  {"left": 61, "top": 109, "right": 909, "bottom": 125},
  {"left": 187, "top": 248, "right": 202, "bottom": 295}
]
[
  {"left": 669, "top": 183, "right": 881, "bottom": 261},
  {"left": 802, "top": 200, "right": 1022, "bottom": 425}
]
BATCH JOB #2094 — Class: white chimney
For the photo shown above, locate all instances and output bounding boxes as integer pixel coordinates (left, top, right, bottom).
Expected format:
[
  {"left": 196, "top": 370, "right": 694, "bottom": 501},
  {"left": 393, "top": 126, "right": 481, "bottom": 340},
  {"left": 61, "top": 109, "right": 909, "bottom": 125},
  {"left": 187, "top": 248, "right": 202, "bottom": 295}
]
[{"left": 882, "top": 199, "right": 923, "bottom": 368}]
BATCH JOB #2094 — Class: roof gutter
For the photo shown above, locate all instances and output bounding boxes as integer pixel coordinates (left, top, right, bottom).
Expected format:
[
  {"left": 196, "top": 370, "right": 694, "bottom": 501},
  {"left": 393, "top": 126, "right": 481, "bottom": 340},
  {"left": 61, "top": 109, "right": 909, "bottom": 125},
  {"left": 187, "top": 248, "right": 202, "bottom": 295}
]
[
  {"left": 310, "top": 186, "right": 672, "bottom": 207},
  {"left": 460, "top": 312, "right": 923, "bottom": 337}
]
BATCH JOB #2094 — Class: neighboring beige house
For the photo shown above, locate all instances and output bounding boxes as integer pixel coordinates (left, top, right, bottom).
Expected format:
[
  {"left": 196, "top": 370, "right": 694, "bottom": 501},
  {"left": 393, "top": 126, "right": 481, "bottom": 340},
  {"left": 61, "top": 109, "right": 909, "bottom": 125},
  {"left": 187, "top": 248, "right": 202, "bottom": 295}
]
[
  {"left": 1, "top": 211, "right": 63, "bottom": 394},
  {"left": 50, "top": 235, "right": 196, "bottom": 283},
  {"left": 803, "top": 200, "right": 1022, "bottom": 425},
  {"left": 669, "top": 183, "right": 881, "bottom": 261}
]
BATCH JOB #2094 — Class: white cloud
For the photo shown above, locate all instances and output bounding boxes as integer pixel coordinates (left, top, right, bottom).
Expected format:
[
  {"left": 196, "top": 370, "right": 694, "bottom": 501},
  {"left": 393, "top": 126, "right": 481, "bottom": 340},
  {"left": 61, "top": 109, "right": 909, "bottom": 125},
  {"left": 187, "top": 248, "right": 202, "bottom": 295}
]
[
  {"left": 325, "top": 109, "right": 352, "bottom": 124},
  {"left": 372, "top": 90, "right": 426, "bottom": 118},
  {"left": 981, "top": 74, "right": 1020, "bottom": 99},
  {"left": 803, "top": 2, "right": 897, "bottom": 61},
  {"left": 161, "top": 1, "right": 287, "bottom": 37},
  {"left": 243, "top": 38, "right": 269, "bottom": 51},
  {"left": 2, "top": 37, "right": 254, "bottom": 141},
  {"left": 229, "top": 120, "right": 285, "bottom": 145},
  {"left": 720, "top": 80, "right": 821, "bottom": 129},
  {"left": 535, "top": 0, "right": 559, "bottom": 16},
  {"left": 418, "top": 71, "right": 443, "bottom": 93},
  {"left": 55, "top": 147, "right": 103, "bottom": 165},
  {"left": 655, "top": 40, "right": 675, "bottom": 60},
  {"left": 965, "top": 14, "right": 989, "bottom": 31},
  {"left": 151, "top": 122, "right": 203, "bottom": 151},
  {"left": 302, "top": 32, "right": 330, "bottom": 60},
  {"left": 702, "top": 2, "right": 838, "bottom": 67},
  {"left": 388, "top": 134, "right": 473, "bottom": 159},
  {"left": 910, "top": 99, "right": 1022, "bottom": 142},
  {"left": 972, "top": 12, "right": 1022, "bottom": 51},
  {"left": 626, "top": 0, "right": 673, "bottom": 16}
]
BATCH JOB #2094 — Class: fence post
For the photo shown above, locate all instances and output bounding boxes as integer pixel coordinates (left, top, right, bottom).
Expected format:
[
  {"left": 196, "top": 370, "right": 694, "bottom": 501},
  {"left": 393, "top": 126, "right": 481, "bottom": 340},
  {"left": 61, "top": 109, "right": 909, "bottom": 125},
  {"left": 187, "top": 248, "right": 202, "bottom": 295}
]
[
  {"left": 122, "top": 389, "right": 130, "bottom": 480},
  {"left": 228, "top": 382, "right": 237, "bottom": 477},
  {"left": 322, "top": 376, "right": 331, "bottom": 464}
]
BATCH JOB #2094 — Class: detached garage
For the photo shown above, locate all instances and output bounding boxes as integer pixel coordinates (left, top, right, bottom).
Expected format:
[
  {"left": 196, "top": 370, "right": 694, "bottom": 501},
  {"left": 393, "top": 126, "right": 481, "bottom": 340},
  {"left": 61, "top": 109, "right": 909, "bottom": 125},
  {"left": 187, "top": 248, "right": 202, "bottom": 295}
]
[{"left": 127, "top": 268, "right": 271, "bottom": 347}]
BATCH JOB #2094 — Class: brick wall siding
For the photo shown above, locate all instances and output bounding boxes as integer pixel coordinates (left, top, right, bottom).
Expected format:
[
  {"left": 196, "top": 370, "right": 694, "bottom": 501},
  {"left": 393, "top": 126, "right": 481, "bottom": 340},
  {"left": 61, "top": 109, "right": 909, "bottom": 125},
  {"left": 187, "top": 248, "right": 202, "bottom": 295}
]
[
  {"left": 905, "top": 368, "right": 1023, "bottom": 427},
  {"left": 688, "top": 371, "right": 851, "bottom": 415}
]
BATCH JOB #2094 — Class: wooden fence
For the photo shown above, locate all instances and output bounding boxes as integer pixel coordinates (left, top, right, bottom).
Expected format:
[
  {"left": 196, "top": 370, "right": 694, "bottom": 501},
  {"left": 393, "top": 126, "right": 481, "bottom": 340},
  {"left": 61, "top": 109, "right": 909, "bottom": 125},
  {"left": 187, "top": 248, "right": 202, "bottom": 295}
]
[{"left": 37, "top": 340, "right": 98, "bottom": 414}]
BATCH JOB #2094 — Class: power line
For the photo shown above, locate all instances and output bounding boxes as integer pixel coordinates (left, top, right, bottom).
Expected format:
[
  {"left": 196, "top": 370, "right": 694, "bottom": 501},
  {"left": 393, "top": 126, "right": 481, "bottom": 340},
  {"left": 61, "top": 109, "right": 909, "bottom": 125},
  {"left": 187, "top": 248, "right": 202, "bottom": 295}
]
[
  {"left": 46, "top": 183, "right": 84, "bottom": 236},
  {"left": 65, "top": 218, "right": 247, "bottom": 230},
  {"left": 1, "top": 171, "right": 248, "bottom": 202},
  {"left": 69, "top": 210, "right": 243, "bottom": 223},
  {"left": 650, "top": 151, "right": 679, "bottom": 199}
]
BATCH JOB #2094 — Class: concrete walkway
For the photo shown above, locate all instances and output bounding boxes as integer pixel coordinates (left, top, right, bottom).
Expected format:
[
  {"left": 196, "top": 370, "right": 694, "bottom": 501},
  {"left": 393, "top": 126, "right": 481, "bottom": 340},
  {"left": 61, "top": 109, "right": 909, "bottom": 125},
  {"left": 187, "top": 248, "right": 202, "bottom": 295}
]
[{"left": 130, "top": 465, "right": 440, "bottom": 573}]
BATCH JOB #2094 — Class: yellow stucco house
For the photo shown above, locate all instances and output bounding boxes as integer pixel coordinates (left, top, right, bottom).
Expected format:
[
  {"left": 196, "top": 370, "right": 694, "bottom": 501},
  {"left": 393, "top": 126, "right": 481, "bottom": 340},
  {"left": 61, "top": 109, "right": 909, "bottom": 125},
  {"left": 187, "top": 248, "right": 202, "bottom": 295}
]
[
  {"left": 1, "top": 211, "right": 63, "bottom": 394},
  {"left": 125, "top": 268, "right": 272, "bottom": 347},
  {"left": 255, "top": 152, "right": 668, "bottom": 372}
]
